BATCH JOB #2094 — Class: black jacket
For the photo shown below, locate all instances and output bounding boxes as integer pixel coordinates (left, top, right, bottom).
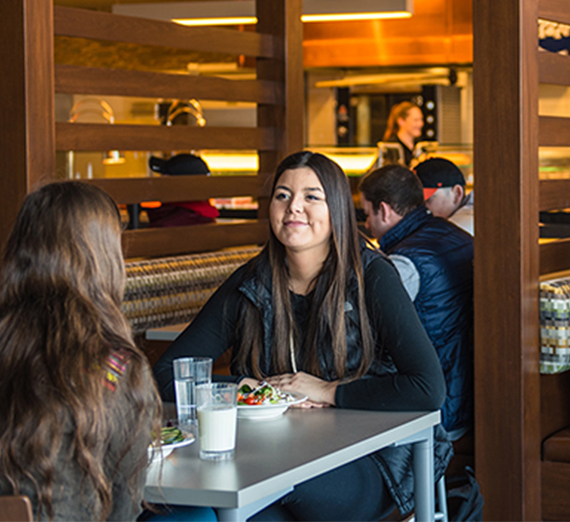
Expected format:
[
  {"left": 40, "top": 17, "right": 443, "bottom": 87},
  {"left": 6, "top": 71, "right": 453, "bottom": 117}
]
[{"left": 154, "top": 243, "right": 453, "bottom": 514}]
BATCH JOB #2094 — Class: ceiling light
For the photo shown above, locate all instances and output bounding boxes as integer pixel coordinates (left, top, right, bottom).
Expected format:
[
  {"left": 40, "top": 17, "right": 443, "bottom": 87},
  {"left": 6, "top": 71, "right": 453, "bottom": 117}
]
[{"left": 113, "top": 0, "right": 413, "bottom": 26}]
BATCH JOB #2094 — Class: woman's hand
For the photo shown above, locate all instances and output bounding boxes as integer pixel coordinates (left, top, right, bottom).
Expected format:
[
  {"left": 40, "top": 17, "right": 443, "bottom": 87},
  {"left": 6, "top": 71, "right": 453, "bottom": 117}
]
[
  {"left": 266, "top": 372, "right": 338, "bottom": 407},
  {"left": 237, "top": 377, "right": 263, "bottom": 391}
]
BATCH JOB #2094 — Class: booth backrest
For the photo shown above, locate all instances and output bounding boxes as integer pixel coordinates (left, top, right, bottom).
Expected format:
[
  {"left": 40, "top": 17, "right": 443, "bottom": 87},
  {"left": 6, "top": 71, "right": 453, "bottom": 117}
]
[{"left": 123, "top": 246, "right": 261, "bottom": 333}]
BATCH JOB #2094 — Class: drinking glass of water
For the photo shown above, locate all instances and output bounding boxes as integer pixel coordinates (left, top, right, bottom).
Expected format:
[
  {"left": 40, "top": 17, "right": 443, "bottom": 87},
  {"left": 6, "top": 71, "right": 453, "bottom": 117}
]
[{"left": 173, "top": 357, "right": 212, "bottom": 428}]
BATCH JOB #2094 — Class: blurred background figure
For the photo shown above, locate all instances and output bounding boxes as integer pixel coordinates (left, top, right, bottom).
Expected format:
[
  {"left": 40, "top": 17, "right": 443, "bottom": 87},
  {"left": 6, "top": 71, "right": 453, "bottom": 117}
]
[
  {"left": 382, "top": 101, "right": 424, "bottom": 166},
  {"left": 145, "top": 153, "right": 220, "bottom": 228},
  {"left": 415, "top": 157, "right": 474, "bottom": 235}
]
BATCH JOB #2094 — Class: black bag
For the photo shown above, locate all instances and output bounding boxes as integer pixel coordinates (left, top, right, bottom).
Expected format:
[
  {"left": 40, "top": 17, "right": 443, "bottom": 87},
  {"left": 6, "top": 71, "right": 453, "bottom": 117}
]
[{"left": 445, "top": 467, "right": 484, "bottom": 521}]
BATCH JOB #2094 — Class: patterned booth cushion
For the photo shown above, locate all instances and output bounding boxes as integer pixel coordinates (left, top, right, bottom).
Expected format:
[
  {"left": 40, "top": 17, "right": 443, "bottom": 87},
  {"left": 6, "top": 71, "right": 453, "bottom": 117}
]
[
  {"left": 540, "top": 276, "right": 570, "bottom": 374},
  {"left": 122, "top": 246, "right": 261, "bottom": 334}
]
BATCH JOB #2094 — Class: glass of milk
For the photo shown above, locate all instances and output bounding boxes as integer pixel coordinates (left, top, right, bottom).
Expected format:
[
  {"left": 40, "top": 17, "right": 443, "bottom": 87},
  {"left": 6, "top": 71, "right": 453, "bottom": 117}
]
[
  {"left": 173, "top": 357, "right": 212, "bottom": 429},
  {"left": 196, "top": 383, "right": 238, "bottom": 461}
]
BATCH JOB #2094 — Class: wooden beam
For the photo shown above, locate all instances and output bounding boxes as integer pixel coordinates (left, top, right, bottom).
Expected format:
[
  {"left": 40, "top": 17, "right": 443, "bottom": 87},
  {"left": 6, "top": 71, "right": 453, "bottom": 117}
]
[
  {"left": 540, "top": 179, "right": 570, "bottom": 211},
  {"left": 539, "top": 52, "right": 570, "bottom": 86},
  {"left": 540, "top": 238, "right": 570, "bottom": 275},
  {"left": 54, "top": 6, "right": 275, "bottom": 58},
  {"left": 55, "top": 65, "right": 281, "bottom": 104},
  {"left": 122, "top": 220, "right": 269, "bottom": 259},
  {"left": 86, "top": 175, "right": 272, "bottom": 205},
  {"left": 56, "top": 123, "right": 276, "bottom": 152},
  {"left": 539, "top": 0, "right": 570, "bottom": 25},
  {"left": 540, "top": 117, "right": 570, "bottom": 147},
  {"left": 256, "top": 0, "right": 304, "bottom": 219},
  {"left": 473, "top": 0, "right": 541, "bottom": 519},
  {"left": 0, "top": 0, "right": 55, "bottom": 248}
]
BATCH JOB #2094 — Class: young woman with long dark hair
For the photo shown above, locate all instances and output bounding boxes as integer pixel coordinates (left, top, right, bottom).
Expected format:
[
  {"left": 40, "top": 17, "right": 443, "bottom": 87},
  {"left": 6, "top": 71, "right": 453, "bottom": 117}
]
[
  {"left": 0, "top": 182, "right": 162, "bottom": 521},
  {"left": 154, "top": 151, "right": 451, "bottom": 521}
]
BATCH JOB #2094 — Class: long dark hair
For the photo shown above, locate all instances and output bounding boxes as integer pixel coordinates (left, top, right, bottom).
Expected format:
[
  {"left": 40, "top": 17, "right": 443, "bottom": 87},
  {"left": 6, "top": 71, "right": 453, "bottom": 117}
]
[
  {"left": 383, "top": 101, "right": 420, "bottom": 141},
  {"left": 235, "top": 151, "right": 374, "bottom": 381},
  {"left": 0, "top": 182, "right": 161, "bottom": 520}
]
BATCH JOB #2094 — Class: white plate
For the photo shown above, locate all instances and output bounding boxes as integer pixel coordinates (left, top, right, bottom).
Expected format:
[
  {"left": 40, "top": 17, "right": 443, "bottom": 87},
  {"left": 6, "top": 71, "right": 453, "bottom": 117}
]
[
  {"left": 237, "top": 392, "right": 308, "bottom": 420},
  {"left": 149, "top": 431, "right": 195, "bottom": 461}
]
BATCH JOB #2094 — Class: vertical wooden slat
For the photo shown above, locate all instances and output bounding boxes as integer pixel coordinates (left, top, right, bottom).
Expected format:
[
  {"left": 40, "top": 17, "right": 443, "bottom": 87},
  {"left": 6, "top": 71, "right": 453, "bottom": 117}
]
[
  {"left": 473, "top": 0, "right": 541, "bottom": 520},
  {"left": 256, "top": 0, "right": 304, "bottom": 218},
  {"left": 0, "top": 0, "right": 55, "bottom": 249}
]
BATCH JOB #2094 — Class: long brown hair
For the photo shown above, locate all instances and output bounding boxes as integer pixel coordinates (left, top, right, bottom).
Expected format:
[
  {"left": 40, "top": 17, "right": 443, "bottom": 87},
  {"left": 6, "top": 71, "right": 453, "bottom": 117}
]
[
  {"left": 383, "top": 101, "right": 420, "bottom": 141},
  {"left": 235, "top": 151, "right": 374, "bottom": 381},
  {"left": 0, "top": 182, "right": 161, "bottom": 520}
]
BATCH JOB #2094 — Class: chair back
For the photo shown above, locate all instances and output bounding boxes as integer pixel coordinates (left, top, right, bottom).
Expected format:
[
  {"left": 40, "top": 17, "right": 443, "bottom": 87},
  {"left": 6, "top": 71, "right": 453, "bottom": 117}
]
[{"left": 0, "top": 496, "right": 33, "bottom": 522}]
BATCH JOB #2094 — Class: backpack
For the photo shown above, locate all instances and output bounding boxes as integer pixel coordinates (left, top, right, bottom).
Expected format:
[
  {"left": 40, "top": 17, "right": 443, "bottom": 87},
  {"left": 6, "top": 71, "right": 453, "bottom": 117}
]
[{"left": 446, "top": 467, "right": 484, "bottom": 521}]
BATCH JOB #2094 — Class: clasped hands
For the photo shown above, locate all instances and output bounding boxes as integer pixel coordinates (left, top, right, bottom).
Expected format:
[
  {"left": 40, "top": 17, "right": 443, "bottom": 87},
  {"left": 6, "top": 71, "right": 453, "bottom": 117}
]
[{"left": 240, "top": 372, "right": 338, "bottom": 408}]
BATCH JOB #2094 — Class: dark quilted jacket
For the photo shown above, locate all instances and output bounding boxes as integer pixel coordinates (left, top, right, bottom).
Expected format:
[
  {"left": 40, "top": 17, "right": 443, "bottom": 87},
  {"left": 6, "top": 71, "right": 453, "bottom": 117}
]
[{"left": 380, "top": 206, "right": 474, "bottom": 435}]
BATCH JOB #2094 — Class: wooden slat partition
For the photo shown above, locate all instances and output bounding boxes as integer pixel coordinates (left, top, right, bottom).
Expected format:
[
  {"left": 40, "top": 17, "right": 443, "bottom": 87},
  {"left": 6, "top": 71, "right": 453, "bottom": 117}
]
[
  {"left": 1, "top": 0, "right": 304, "bottom": 259},
  {"left": 54, "top": 6, "right": 275, "bottom": 58},
  {"left": 539, "top": 0, "right": 570, "bottom": 24},
  {"left": 540, "top": 179, "right": 570, "bottom": 211},
  {"left": 55, "top": 65, "right": 280, "bottom": 104},
  {"left": 539, "top": 52, "right": 570, "bottom": 86},
  {"left": 540, "top": 239, "right": 570, "bottom": 276},
  {"left": 539, "top": 116, "right": 570, "bottom": 147},
  {"left": 122, "top": 220, "right": 269, "bottom": 259},
  {"left": 474, "top": 0, "right": 541, "bottom": 519},
  {"left": 475, "top": 0, "right": 570, "bottom": 520},
  {"left": 0, "top": 0, "right": 55, "bottom": 246},
  {"left": 56, "top": 123, "right": 276, "bottom": 152},
  {"left": 86, "top": 175, "right": 271, "bottom": 205}
]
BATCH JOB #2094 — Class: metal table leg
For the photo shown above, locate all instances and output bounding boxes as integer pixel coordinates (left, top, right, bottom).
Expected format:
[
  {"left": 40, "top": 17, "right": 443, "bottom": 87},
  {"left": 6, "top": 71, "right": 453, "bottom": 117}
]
[{"left": 412, "top": 427, "right": 435, "bottom": 522}]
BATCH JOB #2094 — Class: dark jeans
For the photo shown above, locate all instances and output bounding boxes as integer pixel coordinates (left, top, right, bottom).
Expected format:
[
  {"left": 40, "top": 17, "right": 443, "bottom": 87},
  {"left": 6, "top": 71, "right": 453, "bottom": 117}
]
[{"left": 249, "top": 455, "right": 395, "bottom": 522}]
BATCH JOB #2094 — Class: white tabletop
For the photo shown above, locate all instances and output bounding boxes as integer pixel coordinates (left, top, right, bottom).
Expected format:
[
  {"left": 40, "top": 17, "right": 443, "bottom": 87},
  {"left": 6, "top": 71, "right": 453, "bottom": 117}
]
[{"left": 145, "top": 408, "right": 440, "bottom": 512}]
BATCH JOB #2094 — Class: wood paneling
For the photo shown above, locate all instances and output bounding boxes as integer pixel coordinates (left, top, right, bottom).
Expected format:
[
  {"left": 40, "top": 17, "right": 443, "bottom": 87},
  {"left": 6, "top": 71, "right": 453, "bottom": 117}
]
[
  {"left": 540, "top": 239, "right": 570, "bottom": 275},
  {"left": 541, "top": 372, "right": 570, "bottom": 441},
  {"left": 55, "top": 123, "right": 276, "bottom": 152},
  {"left": 539, "top": 52, "right": 570, "bottom": 86},
  {"left": 540, "top": 116, "right": 570, "bottom": 147},
  {"left": 86, "top": 175, "right": 272, "bottom": 205},
  {"left": 55, "top": 64, "right": 280, "bottom": 104},
  {"left": 256, "top": 0, "right": 304, "bottom": 219},
  {"left": 539, "top": 0, "right": 570, "bottom": 25},
  {"left": 54, "top": 6, "right": 275, "bottom": 58},
  {"left": 542, "top": 461, "right": 570, "bottom": 521},
  {"left": 122, "top": 220, "right": 269, "bottom": 259},
  {"left": 540, "top": 179, "right": 570, "bottom": 211},
  {"left": 473, "top": 0, "right": 541, "bottom": 519},
  {"left": 0, "top": 0, "right": 56, "bottom": 249}
]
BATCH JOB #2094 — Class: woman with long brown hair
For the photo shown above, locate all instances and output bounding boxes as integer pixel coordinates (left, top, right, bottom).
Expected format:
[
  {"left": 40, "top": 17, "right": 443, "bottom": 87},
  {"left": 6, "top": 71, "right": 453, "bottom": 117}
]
[
  {"left": 383, "top": 101, "right": 424, "bottom": 166},
  {"left": 0, "top": 182, "right": 162, "bottom": 521},
  {"left": 154, "top": 151, "right": 451, "bottom": 521}
]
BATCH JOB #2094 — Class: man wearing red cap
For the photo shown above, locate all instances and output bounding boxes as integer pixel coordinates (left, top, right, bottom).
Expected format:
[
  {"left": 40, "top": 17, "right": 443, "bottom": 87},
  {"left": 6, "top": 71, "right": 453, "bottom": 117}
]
[
  {"left": 415, "top": 157, "right": 474, "bottom": 235},
  {"left": 359, "top": 164, "right": 474, "bottom": 441}
]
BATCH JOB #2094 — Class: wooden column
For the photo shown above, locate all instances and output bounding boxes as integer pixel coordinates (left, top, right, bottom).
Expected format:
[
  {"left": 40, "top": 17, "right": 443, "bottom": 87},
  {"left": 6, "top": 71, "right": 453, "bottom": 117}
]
[
  {"left": 473, "top": 0, "right": 541, "bottom": 520},
  {"left": 0, "top": 0, "right": 55, "bottom": 248},
  {"left": 256, "top": 0, "right": 304, "bottom": 218}
]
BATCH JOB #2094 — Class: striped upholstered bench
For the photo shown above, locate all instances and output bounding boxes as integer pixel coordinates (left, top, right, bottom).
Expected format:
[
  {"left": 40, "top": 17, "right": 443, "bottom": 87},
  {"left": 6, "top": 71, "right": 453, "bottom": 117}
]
[{"left": 122, "top": 246, "right": 262, "bottom": 335}]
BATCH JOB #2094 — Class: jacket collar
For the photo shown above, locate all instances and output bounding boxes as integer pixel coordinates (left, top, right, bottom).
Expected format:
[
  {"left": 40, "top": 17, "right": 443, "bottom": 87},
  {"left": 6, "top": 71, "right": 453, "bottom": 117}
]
[{"left": 380, "top": 206, "right": 432, "bottom": 252}]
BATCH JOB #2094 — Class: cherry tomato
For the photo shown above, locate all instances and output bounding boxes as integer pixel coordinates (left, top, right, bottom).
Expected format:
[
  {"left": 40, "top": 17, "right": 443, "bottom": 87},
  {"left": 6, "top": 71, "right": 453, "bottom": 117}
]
[{"left": 245, "top": 396, "right": 257, "bottom": 405}]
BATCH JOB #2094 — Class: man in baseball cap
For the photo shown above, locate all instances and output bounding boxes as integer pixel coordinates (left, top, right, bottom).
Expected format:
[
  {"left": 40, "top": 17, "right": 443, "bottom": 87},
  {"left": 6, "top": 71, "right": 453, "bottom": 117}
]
[{"left": 415, "top": 157, "right": 473, "bottom": 235}]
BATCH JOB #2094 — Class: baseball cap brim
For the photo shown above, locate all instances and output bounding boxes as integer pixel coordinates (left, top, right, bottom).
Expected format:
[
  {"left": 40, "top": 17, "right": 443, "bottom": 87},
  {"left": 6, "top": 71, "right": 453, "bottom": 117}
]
[{"left": 423, "top": 187, "right": 438, "bottom": 200}]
